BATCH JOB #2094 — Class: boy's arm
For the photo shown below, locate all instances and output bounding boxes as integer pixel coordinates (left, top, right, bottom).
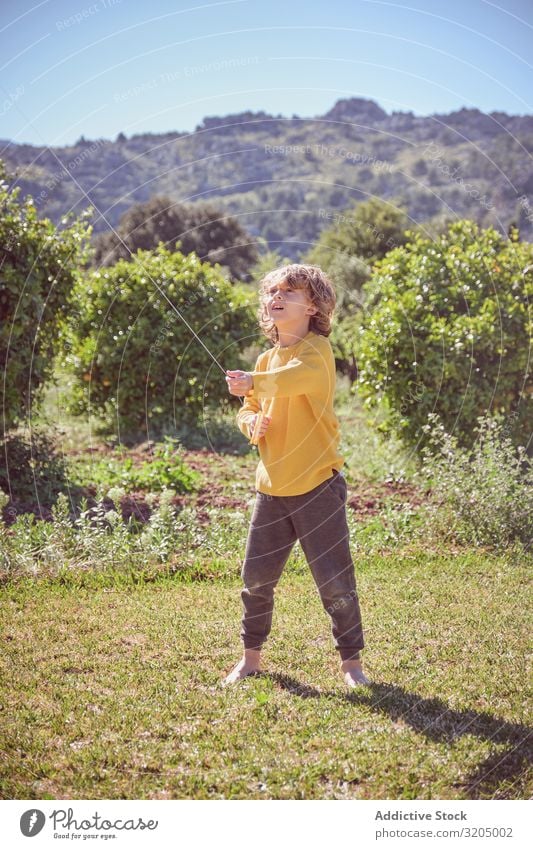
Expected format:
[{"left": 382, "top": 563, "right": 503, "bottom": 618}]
[
  {"left": 250, "top": 341, "right": 331, "bottom": 399},
  {"left": 236, "top": 393, "right": 261, "bottom": 439},
  {"left": 235, "top": 353, "right": 264, "bottom": 438}
]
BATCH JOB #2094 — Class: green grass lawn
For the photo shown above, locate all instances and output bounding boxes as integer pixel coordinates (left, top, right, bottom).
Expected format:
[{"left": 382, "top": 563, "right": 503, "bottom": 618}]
[
  {"left": 1, "top": 547, "right": 531, "bottom": 800},
  {"left": 2, "top": 371, "right": 531, "bottom": 799}
]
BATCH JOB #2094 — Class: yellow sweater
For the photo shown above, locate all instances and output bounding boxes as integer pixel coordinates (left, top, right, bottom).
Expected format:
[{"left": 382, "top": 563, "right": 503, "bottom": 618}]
[{"left": 236, "top": 330, "right": 344, "bottom": 496}]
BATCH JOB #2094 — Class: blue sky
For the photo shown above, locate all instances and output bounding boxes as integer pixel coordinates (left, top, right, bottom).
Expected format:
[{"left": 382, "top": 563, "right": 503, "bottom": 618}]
[{"left": 1, "top": 0, "right": 532, "bottom": 146}]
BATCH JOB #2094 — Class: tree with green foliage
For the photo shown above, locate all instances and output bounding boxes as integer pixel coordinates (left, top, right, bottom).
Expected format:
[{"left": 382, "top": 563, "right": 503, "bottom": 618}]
[
  {"left": 305, "top": 197, "right": 410, "bottom": 312},
  {"left": 357, "top": 220, "right": 533, "bottom": 453},
  {"left": 61, "top": 246, "right": 258, "bottom": 441},
  {"left": 91, "top": 196, "right": 259, "bottom": 282},
  {"left": 305, "top": 198, "right": 410, "bottom": 379},
  {"left": 0, "top": 162, "right": 91, "bottom": 434}
]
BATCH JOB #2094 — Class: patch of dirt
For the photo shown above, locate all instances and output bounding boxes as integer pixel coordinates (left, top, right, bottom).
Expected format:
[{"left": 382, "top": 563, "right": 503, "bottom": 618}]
[
  {"left": 346, "top": 479, "right": 430, "bottom": 518},
  {"left": 198, "top": 494, "right": 249, "bottom": 510}
]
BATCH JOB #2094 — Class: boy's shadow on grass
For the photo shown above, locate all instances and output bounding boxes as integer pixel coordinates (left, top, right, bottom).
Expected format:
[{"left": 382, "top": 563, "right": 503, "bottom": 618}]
[{"left": 266, "top": 672, "right": 532, "bottom": 800}]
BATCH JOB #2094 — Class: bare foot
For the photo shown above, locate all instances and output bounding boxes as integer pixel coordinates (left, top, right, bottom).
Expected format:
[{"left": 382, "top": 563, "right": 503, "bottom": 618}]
[
  {"left": 341, "top": 658, "right": 371, "bottom": 688},
  {"left": 222, "top": 649, "right": 262, "bottom": 687}
]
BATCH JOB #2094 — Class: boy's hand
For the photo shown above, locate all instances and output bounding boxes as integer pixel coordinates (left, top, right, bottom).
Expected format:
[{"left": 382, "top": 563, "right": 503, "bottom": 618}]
[
  {"left": 249, "top": 414, "right": 271, "bottom": 440},
  {"left": 225, "top": 369, "right": 253, "bottom": 395}
]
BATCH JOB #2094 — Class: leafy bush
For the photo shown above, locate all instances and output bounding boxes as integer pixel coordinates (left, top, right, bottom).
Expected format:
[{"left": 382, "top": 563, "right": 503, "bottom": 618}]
[
  {"left": 330, "top": 312, "right": 362, "bottom": 381},
  {"left": 415, "top": 413, "right": 533, "bottom": 551},
  {"left": 357, "top": 220, "right": 533, "bottom": 452},
  {"left": 0, "top": 428, "right": 72, "bottom": 505},
  {"left": 305, "top": 198, "right": 410, "bottom": 379},
  {"left": 305, "top": 197, "right": 410, "bottom": 313},
  {"left": 61, "top": 246, "right": 258, "bottom": 441},
  {"left": 0, "top": 162, "right": 91, "bottom": 432}
]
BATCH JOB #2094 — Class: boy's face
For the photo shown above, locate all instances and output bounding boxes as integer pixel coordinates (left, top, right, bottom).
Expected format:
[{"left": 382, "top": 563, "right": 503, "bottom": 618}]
[{"left": 264, "top": 280, "right": 317, "bottom": 325}]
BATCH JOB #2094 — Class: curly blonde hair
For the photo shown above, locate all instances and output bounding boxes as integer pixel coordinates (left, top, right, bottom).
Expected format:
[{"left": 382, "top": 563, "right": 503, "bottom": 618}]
[{"left": 258, "top": 264, "right": 336, "bottom": 344}]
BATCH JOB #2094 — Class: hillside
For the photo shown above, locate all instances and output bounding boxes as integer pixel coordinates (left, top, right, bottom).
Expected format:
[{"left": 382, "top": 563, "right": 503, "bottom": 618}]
[{"left": 2, "top": 97, "right": 533, "bottom": 260}]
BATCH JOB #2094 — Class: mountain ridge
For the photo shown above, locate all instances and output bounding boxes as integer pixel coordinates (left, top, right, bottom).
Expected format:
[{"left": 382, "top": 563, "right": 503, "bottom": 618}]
[{"left": 2, "top": 96, "right": 532, "bottom": 259}]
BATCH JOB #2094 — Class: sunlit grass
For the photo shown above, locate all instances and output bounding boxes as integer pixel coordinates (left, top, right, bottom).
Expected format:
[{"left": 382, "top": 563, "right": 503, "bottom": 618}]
[
  {"left": 1, "top": 548, "right": 530, "bottom": 800},
  {"left": 2, "top": 372, "right": 531, "bottom": 800}
]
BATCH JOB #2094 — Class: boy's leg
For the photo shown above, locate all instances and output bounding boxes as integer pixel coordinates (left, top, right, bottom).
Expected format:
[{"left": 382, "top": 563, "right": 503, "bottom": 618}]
[
  {"left": 239, "top": 491, "right": 297, "bottom": 652},
  {"left": 288, "top": 472, "right": 365, "bottom": 665}
]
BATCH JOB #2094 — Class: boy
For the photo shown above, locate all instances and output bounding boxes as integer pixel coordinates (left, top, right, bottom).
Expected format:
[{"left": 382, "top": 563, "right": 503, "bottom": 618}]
[{"left": 223, "top": 264, "right": 370, "bottom": 688}]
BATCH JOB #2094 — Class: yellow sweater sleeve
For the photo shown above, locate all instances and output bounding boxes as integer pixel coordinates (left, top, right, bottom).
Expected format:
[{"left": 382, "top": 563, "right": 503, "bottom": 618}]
[
  {"left": 236, "top": 392, "right": 261, "bottom": 439},
  {"left": 236, "top": 352, "right": 264, "bottom": 438},
  {"left": 249, "top": 343, "right": 327, "bottom": 399}
]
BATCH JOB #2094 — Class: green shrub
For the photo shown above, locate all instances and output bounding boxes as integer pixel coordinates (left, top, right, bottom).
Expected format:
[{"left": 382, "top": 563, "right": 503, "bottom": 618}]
[
  {"left": 0, "top": 162, "right": 91, "bottom": 432},
  {"left": 305, "top": 198, "right": 410, "bottom": 378},
  {"left": 305, "top": 197, "right": 410, "bottom": 306},
  {"left": 357, "top": 220, "right": 533, "bottom": 452},
  {"left": 60, "top": 246, "right": 258, "bottom": 441},
  {"left": 415, "top": 412, "right": 533, "bottom": 551},
  {"left": 330, "top": 312, "right": 362, "bottom": 381},
  {"left": 0, "top": 428, "right": 73, "bottom": 505}
]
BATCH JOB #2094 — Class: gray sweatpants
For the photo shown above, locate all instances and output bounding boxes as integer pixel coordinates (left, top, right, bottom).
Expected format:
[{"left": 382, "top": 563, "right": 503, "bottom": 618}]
[{"left": 240, "top": 470, "right": 364, "bottom": 661}]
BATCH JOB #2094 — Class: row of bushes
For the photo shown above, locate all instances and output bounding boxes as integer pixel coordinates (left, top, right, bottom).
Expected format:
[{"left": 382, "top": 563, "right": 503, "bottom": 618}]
[
  {"left": 1, "top": 413, "right": 531, "bottom": 587},
  {"left": 2, "top": 162, "right": 531, "bottom": 455}
]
